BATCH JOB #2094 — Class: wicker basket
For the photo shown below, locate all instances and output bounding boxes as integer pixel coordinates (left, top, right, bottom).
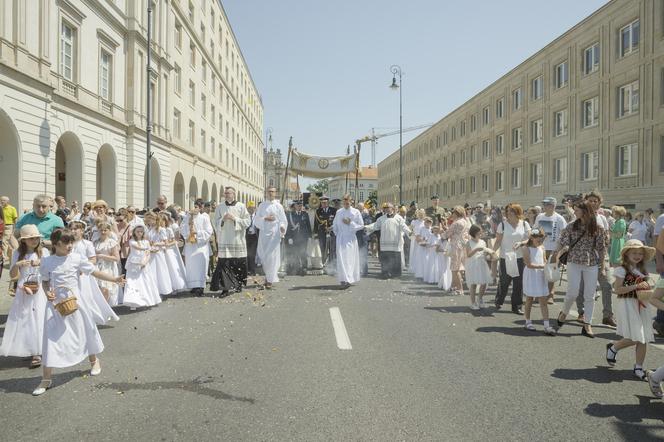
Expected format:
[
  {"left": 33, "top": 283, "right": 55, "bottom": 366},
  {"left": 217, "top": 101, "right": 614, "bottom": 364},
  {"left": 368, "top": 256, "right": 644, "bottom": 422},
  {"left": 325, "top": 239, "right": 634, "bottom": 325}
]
[
  {"left": 55, "top": 296, "right": 78, "bottom": 316},
  {"left": 23, "top": 273, "right": 40, "bottom": 294},
  {"left": 637, "top": 289, "right": 653, "bottom": 302}
]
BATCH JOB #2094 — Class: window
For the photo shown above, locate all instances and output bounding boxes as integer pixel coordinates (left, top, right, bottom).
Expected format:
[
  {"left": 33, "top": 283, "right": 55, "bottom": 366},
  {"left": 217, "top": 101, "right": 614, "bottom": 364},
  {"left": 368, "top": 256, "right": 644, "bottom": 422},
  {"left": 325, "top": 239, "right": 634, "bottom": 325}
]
[
  {"left": 188, "top": 1, "right": 195, "bottom": 23},
  {"left": 496, "top": 170, "right": 504, "bottom": 191},
  {"left": 60, "top": 22, "right": 75, "bottom": 81},
  {"left": 530, "top": 162, "right": 542, "bottom": 187},
  {"left": 512, "top": 127, "right": 522, "bottom": 150},
  {"left": 175, "top": 21, "right": 182, "bottom": 49},
  {"left": 511, "top": 167, "right": 522, "bottom": 189},
  {"left": 460, "top": 120, "right": 466, "bottom": 137},
  {"left": 470, "top": 115, "right": 477, "bottom": 132},
  {"left": 618, "top": 80, "right": 639, "bottom": 117},
  {"left": 584, "top": 43, "right": 599, "bottom": 74},
  {"left": 460, "top": 150, "right": 466, "bottom": 165},
  {"left": 470, "top": 145, "right": 477, "bottom": 162},
  {"left": 496, "top": 97, "right": 504, "bottom": 118},
  {"left": 531, "top": 119, "right": 543, "bottom": 144},
  {"left": 188, "top": 81, "right": 195, "bottom": 107},
  {"left": 581, "top": 151, "right": 599, "bottom": 181},
  {"left": 470, "top": 176, "right": 477, "bottom": 193},
  {"left": 173, "top": 110, "right": 181, "bottom": 138},
  {"left": 513, "top": 87, "right": 522, "bottom": 110},
  {"left": 451, "top": 153, "right": 456, "bottom": 168},
  {"left": 553, "top": 158, "right": 567, "bottom": 184},
  {"left": 554, "top": 61, "right": 568, "bottom": 88},
  {"left": 481, "top": 174, "right": 489, "bottom": 192},
  {"left": 496, "top": 134, "right": 504, "bottom": 155},
  {"left": 174, "top": 64, "right": 181, "bottom": 95},
  {"left": 188, "top": 120, "right": 195, "bottom": 145},
  {"left": 582, "top": 96, "right": 599, "bottom": 127},
  {"left": 451, "top": 126, "right": 456, "bottom": 141},
  {"left": 202, "top": 61, "right": 207, "bottom": 83},
  {"left": 459, "top": 178, "right": 466, "bottom": 194},
  {"left": 443, "top": 156, "right": 448, "bottom": 171},
  {"left": 201, "top": 129, "right": 206, "bottom": 153},
  {"left": 532, "top": 76, "right": 543, "bottom": 100},
  {"left": 617, "top": 143, "right": 637, "bottom": 177},
  {"left": 482, "top": 140, "right": 490, "bottom": 159},
  {"left": 482, "top": 106, "right": 490, "bottom": 125},
  {"left": 554, "top": 109, "right": 567, "bottom": 136},
  {"left": 201, "top": 94, "right": 206, "bottom": 118},
  {"left": 190, "top": 43, "right": 196, "bottom": 67},
  {"left": 99, "top": 50, "right": 111, "bottom": 100},
  {"left": 620, "top": 19, "right": 640, "bottom": 57},
  {"left": 211, "top": 105, "right": 216, "bottom": 126},
  {"left": 211, "top": 137, "right": 215, "bottom": 157},
  {"left": 451, "top": 181, "right": 456, "bottom": 196},
  {"left": 443, "top": 131, "right": 448, "bottom": 145}
]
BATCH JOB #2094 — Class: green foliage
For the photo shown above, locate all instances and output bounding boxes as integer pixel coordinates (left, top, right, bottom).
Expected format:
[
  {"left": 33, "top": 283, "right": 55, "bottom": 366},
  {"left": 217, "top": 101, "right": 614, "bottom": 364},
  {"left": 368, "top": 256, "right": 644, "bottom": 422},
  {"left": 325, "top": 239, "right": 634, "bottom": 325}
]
[{"left": 306, "top": 179, "right": 329, "bottom": 195}]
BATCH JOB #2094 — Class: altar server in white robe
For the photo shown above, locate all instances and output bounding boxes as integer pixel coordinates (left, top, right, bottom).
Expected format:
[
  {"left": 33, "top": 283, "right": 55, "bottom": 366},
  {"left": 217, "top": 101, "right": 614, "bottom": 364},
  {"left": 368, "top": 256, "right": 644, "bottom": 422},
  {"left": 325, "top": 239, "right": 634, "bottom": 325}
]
[
  {"left": 255, "top": 186, "right": 288, "bottom": 288},
  {"left": 365, "top": 203, "right": 411, "bottom": 279},
  {"left": 180, "top": 199, "right": 214, "bottom": 295},
  {"left": 332, "top": 194, "right": 365, "bottom": 288}
]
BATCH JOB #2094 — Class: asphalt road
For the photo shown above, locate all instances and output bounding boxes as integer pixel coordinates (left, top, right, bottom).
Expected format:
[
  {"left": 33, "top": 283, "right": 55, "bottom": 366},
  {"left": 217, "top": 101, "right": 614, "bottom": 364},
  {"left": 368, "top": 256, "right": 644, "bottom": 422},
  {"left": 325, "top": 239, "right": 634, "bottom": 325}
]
[{"left": 1, "top": 260, "right": 664, "bottom": 441}]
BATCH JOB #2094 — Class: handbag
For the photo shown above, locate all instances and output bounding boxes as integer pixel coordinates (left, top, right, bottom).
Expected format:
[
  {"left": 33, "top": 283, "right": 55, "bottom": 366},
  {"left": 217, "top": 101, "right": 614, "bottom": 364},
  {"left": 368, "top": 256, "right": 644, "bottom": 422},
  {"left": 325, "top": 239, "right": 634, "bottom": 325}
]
[
  {"left": 544, "top": 255, "right": 561, "bottom": 283},
  {"left": 558, "top": 229, "right": 585, "bottom": 266}
]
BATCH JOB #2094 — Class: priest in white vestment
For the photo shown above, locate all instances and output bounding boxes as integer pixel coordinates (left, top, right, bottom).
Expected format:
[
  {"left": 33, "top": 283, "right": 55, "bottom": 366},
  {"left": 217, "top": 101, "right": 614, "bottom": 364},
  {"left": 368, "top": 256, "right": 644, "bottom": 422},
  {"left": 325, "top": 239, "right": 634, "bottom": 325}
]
[
  {"left": 332, "top": 195, "right": 364, "bottom": 288},
  {"left": 255, "top": 187, "right": 288, "bottom": 288},
  {"left": 365, "top": 203, "right": 410, "bottom": 279},
  {"left": 211, "top": 186, "right": 252, "bottom": 295},
  {"left": 180, "top": 199, "right": 214, "bottom": 295}
]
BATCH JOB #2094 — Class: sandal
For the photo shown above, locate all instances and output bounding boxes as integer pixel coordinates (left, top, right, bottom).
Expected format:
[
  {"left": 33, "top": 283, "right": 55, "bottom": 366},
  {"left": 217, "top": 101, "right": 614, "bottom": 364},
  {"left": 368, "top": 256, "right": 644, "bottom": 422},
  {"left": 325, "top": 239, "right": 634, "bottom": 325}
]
[
  {"left": 524, "top": 323, "right": 536, "bottom": 331},
  {"left": 90, "top": 358, "right": 102, "bottom": 376},
  {"left": 29, "top": 356, "right": 42, "bottom": 369},
  {"left": 634, "top": 366, "right": 647, "bottom": 381},
  {"left": 557, "top": 312, "right": 566, "bottom": 328},
  {"left": 646, "top": 370, "right": 664, "bottom": 399},
  {"left": 32, "top": 379, "right": 52, "bottom": 396},
  {"left": 543, "top": 326, "right": 556, "bottom": 336},
  {"left": 606, "top": 343, "right": 617, "bottom": 367}
]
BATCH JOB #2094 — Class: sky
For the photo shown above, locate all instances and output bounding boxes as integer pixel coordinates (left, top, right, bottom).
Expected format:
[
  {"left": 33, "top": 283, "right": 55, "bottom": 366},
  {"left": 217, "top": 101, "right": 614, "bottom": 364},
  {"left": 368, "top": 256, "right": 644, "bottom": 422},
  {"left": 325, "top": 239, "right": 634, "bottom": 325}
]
[{"left": 223, "top": 0, "right": 609, "bottom": 179}]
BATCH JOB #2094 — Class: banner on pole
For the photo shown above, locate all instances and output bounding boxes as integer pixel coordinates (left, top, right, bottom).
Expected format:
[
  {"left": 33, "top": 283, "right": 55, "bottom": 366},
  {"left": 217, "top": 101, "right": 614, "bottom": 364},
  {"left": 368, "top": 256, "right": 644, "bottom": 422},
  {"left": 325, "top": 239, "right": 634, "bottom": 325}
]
[{"left": 289, "top": 149, "right": 358, "bottom": 178}]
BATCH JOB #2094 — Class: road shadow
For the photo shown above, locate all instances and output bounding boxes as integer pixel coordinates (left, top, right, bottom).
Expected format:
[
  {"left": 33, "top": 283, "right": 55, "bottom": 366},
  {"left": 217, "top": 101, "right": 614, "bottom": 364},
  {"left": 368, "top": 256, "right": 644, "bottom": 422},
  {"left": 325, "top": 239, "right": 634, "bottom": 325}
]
[
  {"left": 399, "top": 290, "right": 449, "bottom": 298},
  {"left": 585, "top": 396, "right": 664, "bottom": 424},
  {"left": 289, "top": 285, "right": 347, "bottom": 291},
  {"left": 551, "top": 366, "right": 640, "bottom": 384},
  {"left": 0, "top": 369, "right": 85, "bottom": 395},
  {"left": 612, "top": 421, "right": 664, "bottom": 441},
  {"left": 95, "top": 376, "right": 255, "bottom": 403},
  {"left": 475, "top": 325, "right": 560, "bottom": 336},
  {"left": 425, "top": 306, "right": 495, "bottom": 317},
  {"left": 0, "top": 356, "right": 30, "bottom": 371}
]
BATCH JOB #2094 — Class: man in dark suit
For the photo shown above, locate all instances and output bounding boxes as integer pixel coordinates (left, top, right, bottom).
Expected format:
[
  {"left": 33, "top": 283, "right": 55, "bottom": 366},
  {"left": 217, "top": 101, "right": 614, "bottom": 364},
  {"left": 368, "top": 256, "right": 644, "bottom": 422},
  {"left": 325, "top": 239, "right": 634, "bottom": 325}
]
[
  {"left": 314, "top": 196, "right": 336, "bottom": 265},
  {"left": 245, "top": 200, "right": 259, "bottom": 275},
  {"left": 285, "top": 200, "right": 312, "bottom": 275}
]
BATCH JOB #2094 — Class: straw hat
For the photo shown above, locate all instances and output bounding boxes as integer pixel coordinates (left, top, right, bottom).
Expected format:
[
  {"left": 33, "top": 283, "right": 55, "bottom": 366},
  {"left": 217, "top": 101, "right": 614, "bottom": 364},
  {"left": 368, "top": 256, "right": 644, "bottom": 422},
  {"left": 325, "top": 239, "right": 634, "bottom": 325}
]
[
  {"left": 620, "top": 239, "right": 657, "bottom": 262},
  {"left": 19, "top": 224, "right": 41, "bottom": 240},
  {"left": 93, "top": 199, "right": 108, "bottom": 209}
]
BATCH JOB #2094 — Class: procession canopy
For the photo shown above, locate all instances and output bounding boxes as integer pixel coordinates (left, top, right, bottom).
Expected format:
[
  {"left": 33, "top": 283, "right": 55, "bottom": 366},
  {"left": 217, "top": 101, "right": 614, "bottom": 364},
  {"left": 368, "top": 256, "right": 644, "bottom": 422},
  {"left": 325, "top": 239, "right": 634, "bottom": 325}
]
[{"left": 288, "top": 148, "right": 358, "bottom": 178}]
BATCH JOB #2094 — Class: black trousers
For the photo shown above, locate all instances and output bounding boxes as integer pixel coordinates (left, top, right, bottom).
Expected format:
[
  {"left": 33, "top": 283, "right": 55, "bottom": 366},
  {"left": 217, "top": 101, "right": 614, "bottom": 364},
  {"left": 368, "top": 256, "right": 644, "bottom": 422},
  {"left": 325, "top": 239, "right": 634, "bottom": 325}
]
[
  {"left": 495, "top": 257, "right": 524, "bottom": 309},
  {"left": 246, "top": 234, "right": 258, "bottom": 275},
  {"left": 287, "top": 240, "right": 308, "bottom": 275},
  {"left": 211, "top": 258, "right": 247, "bottom": 292},
  {"left": 380, "top": 251, "right": 402, "bottom": 278},
  {"left": 318, "top": 234, "right": 335, "bottom": 264}
]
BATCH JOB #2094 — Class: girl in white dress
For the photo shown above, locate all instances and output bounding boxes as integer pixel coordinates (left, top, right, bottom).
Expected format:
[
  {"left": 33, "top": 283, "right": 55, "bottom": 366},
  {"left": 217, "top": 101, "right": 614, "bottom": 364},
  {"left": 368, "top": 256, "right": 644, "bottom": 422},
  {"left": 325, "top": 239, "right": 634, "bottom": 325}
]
[
  {"left": 144, "top": 212, "right": 173, "bottom": 296},
  {"left": 416, "top": 218, "right": 433, "bottom": 280},
  {"left": 436, "top": 235, "right": 453, "bottom": 292},
  {"left": 606, "top": 239, "right": 656, "bottom": 380},
  {"left": 70, "top": 221, "right": 119, "bottom": 325},
  {"left": 409, "top": 210, "right": 425, "bottom": 275},
  {"left": 464, "top": 225, "right": 493, "bottom": 310},
  {"left": 161, "top": 213, "right": 187, "bottom": 292},
  {"left": 521, "top": 229, "right": 555, "bottom": 335},
  {"left": 424, "top": 226, "right": 442, "bottom": 284},
  {"left": 33, "top": 228, "right": 124, "bottom": 396},
  {"left": 122, "top": 225, "right": 161, "bottom": 309},
  {"left": 93, "top": 221, "right": 121, "bottom": 305},
  {"left": 0, "top": 225, "right": 49, "bottom": 368}
]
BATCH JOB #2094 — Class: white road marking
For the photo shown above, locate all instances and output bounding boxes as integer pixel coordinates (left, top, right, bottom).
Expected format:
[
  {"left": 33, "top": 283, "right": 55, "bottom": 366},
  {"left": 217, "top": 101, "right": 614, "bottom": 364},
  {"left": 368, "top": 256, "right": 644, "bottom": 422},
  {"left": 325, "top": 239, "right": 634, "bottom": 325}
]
[{"left": 329, "top": 307, "right": 352, "bottom": 350}]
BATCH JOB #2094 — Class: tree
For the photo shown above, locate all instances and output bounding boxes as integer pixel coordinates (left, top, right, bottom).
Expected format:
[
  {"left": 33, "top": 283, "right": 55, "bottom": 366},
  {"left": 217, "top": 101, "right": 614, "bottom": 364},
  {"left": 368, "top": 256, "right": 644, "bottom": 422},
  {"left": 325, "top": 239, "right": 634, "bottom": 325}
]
[
  {"left": 306, "top": 179, "right": 329, "bottom": 195},
  {"left": 366, "top": 190, "right": 378, "bottom": 208}
]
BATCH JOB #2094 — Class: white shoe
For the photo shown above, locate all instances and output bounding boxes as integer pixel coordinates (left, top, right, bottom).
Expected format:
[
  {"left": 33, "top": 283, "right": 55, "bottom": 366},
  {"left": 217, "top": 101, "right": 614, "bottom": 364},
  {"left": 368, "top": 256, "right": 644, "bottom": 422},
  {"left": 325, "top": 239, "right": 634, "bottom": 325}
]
[
  {"left": 470, "top": 303, "right": 480, "bottom": 311},
  {"left": 32, "top": 379, "right": 52, "bottom": 396},
  {"left": 543, "top": 326, "right": 556, "bottom": 336},
  {"left": 478, "top": 299, "right": 486, "bottom": 309},
  {"left": 90, "top": 359, "right": 102, "bottom": 376}
]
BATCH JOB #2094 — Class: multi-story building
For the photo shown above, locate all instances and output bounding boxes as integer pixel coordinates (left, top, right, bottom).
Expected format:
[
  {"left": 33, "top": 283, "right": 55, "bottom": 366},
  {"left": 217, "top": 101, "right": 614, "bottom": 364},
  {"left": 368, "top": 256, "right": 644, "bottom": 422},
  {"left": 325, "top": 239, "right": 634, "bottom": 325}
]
[
  {"left": 378, "top": 0, "right": 664, "bottom": 211},
  {"left": 328, "top": 166, "right": 378, "bottom": 202},
  {"left": 264, "top": 147, "right": 299, "bottom": 202},
  {"left": 0, "top": 0, "right": 263, "bottom": 211}
]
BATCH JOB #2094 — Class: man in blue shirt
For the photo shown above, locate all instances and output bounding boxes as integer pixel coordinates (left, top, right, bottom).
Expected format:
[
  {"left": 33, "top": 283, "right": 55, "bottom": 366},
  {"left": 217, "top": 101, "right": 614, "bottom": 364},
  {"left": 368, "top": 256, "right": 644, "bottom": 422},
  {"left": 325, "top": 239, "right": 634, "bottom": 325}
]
[{"left": 14, "top": 194, "right": 64, "bottom": 246}]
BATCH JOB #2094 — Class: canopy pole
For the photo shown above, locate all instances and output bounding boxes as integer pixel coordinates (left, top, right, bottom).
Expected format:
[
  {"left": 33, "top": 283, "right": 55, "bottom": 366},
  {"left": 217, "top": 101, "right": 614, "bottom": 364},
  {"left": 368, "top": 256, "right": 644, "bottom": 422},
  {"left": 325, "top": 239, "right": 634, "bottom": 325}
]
[{"left": 282, "top": 136, "right": 293, "bottom": 204}]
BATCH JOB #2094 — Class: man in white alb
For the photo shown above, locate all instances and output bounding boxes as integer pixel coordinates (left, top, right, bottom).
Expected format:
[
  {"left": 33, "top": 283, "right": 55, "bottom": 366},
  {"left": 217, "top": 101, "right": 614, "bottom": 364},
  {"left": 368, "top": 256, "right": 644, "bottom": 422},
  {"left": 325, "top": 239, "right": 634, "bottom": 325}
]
[
  {"left": 180, "top": 199, "right": 214, "bottom": 296},
  {"left": 255, "top": 187, "right": 288, "bottom": 289},
  {"left": 332, "top": 194, "right": 364, "bottom": 288},
  {"left": 365, "top": 203, "right": 411, "bottom": 279}
]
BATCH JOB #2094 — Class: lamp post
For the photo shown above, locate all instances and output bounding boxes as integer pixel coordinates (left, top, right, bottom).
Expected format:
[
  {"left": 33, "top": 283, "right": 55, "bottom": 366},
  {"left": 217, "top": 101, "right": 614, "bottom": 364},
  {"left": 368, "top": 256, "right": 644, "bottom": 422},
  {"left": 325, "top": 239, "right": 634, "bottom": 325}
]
[
  {"left": 146, "top": 2, "right": 154, "bottom": 208},
  {"left": 416, "top": 175, "right": 420, "bottom": 205},
  {"left": 389, "top": 65, "right": 402, "bottom": 206}
]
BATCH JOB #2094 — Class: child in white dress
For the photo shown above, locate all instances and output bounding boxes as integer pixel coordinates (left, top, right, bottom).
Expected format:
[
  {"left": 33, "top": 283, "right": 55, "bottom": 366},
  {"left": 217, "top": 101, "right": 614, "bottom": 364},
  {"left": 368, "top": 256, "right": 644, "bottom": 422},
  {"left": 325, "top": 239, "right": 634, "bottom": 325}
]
[
  {"left": 522, "top": 229, "right": 555, "bottom": 335},
  {"left": 122, "top": 225, "right": 162, "bottom": 309},
  {"left": 606, "top": 239, "right": 656, "bottom": 380},
  {"left": 70, "top": 221, "right": 119, "bottom": 325},
  {"left": 0, "top": 225, "right": 49, "bottom": 368},
  {"left": 424, "top": 226, "right": 442, "bottom": 284},
  {"left": 144, "top": 212, "right": 173, "bottom": 296},
  {"left": 409, "top": 210, "right": 425, "bottom": 275},
  {"left": 464, "top": 225, "right": 493, "bottom": 310},
  {"left": 93, "top": 221, "right": 122, "bottom": 305},
  {"left": 161, "top": 213, "right": 187, "bottom": 292},
  {"left": 33, "top": 228, "right": 125, "bottom": 396},
  {"left": 416, "top": 218, "right": 433, "bottom": 280}
]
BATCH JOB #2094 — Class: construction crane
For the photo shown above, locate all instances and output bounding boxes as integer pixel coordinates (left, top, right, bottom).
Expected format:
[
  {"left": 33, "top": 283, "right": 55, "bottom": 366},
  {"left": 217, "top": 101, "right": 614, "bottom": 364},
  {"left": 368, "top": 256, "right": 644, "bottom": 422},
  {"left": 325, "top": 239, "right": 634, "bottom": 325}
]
[{"left": 356, "top": 123, "right": 434, "bottom": 167}]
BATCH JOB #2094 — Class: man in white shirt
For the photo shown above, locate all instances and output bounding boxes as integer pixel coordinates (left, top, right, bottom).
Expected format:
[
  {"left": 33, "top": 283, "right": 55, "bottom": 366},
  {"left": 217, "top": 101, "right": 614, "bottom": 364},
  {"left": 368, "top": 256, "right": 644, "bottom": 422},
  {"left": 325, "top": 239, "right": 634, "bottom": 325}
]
[
  {"left": 332, "top": 194, "right": 364, "bottom": 288},
  {"left": 535, "top": 197, "right": 567, "bottom": 301}
]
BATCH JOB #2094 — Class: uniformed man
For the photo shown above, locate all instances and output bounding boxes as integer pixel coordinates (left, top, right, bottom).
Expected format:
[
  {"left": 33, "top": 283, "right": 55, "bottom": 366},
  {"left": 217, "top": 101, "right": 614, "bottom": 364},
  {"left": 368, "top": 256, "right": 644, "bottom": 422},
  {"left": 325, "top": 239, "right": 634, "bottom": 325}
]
[
  {"left": 314, "top": 196, "right": 336, "bottom": 264},
  {"left": 285, "top": 200, "right": 312, "bottom": 275},
  {"left": 245, "top": 200, "right": 259, "bottom": 276},
  {"left": 425, "top": 195, "right": 446, "bottom": 226}
]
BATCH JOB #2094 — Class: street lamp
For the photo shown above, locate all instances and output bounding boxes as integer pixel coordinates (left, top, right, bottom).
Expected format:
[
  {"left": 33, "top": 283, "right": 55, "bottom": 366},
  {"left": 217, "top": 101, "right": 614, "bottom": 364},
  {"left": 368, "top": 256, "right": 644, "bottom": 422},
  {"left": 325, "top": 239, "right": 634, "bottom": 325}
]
[
  {"left": 416, "top": 175, "right": 420, "bottom": 205},
  {"left": 389, "top": 65, "right": 402, "bottom": 206}
]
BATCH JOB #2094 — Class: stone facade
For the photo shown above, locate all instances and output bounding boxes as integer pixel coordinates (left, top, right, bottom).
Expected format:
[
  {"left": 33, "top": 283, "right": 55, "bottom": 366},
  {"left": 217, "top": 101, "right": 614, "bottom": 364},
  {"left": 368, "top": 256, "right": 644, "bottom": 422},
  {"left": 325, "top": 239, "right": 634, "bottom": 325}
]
[
  {"left": 0, "top": 0, "right": 263, "bottom": 211},
  {"left": 378, "top": 0, "right": 664, "bottom": 211},
  {"left": 264, "top": 147, "right": 299, "bottom": 202},
  {"left": 328, "top": 166, "right": 378, "bottom": 202}
]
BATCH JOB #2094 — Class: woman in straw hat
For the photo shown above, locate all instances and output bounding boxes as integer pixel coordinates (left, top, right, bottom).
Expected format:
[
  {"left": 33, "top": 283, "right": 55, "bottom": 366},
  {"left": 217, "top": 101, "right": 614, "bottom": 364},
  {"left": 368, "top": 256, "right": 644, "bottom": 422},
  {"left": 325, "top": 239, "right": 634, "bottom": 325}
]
[
  {"left": 90, "top": 199, "right": 119, "bottom": 243},
  {"left": 605, "top": 239, "right": 656, "bottom": 381},
  {"left": 0, "top": 225, "right": 49, "bottom": 367}
]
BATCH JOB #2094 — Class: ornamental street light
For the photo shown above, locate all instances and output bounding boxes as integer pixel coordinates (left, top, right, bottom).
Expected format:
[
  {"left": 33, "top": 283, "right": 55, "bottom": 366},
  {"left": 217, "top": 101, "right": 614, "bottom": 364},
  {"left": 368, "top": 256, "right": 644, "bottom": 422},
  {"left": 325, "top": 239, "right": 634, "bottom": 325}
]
[{"left": 389, "top": 65, "right": 403, "bottom": 206}]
